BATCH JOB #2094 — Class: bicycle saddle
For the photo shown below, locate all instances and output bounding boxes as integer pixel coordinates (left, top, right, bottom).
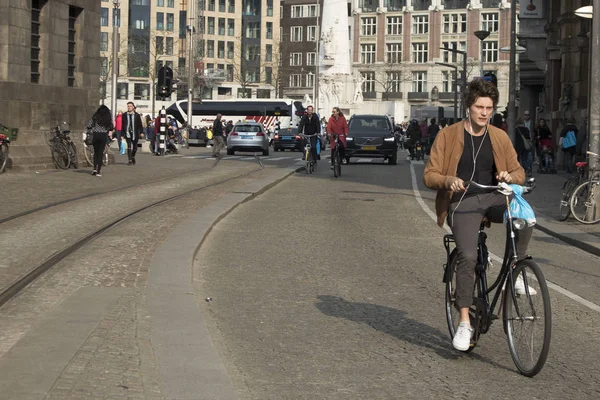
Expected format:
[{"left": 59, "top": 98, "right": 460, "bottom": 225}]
[{"left": 575, "top": 162, "right": 587, "bottom": 168}]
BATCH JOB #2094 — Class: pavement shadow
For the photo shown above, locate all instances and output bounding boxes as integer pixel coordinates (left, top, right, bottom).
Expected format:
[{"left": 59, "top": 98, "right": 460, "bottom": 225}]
[{"left": 315, "top": 295, "right": 514, "bottom": 372}]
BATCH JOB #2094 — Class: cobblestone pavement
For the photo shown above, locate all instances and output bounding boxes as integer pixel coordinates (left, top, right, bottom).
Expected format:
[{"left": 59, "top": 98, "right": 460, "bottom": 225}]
[
  {"left": 196, "top": 157, "right": 600, "bottom": 399},
  {"left": 0, "top": 159, "right": 286, "bottom": 399}
]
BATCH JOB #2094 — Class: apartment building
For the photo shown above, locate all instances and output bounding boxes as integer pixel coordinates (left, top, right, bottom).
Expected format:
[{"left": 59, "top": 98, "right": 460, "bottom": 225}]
[{"left": 353, "top": 0, "right": 513, "bottom": 119}]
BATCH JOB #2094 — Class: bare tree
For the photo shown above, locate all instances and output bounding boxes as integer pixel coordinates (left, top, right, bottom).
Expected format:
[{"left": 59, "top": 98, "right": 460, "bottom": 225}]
[
  {"left": 99, "top": 36, "right": 129, "bottom": 105},
  {"left": 373, "top": 61, "right": 412, "bottom": 100}
]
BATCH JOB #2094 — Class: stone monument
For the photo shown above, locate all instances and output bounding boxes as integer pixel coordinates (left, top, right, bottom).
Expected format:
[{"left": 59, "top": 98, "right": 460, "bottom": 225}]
[{"left": 317, "top": 1, "right": 357, "bottom": 117}]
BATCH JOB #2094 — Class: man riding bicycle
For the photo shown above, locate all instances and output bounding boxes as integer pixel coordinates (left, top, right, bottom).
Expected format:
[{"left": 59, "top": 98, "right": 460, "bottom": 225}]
[
  {"left": 298, "top": 105, "right": 321, "bottom": 162},
  {"left": 423, "top": 79, "right": 533, "bottom": 351}
]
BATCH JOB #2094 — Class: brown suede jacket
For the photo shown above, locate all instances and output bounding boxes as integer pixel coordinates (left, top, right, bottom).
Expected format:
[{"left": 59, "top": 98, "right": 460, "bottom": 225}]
[{"left": 423, "top": 121, "right": 525, "bottom": 227}]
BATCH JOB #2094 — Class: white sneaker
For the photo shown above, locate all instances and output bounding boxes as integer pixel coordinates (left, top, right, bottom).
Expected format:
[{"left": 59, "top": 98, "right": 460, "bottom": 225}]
[
  {"left": 515, "top": 275, "right": 537, "bottom": 295},
  {"left": 452, "top": 322, "right": 473, "bottom": 351}
]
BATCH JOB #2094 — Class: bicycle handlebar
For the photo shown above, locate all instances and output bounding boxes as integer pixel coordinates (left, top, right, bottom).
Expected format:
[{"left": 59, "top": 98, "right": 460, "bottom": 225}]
[{"left": 465, "top": 180, "right": 535, "bottom": 194}]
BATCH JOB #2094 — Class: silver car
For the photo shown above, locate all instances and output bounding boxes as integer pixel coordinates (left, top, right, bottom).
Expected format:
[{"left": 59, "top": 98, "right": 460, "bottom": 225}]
[{"left": 226, "top": 121, "right": 270, "bottom": 156}]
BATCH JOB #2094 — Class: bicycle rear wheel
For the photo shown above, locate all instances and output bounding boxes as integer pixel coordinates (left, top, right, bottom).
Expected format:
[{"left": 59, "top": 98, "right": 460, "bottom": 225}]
[
  {"left": 52, "top": 142, "right": 70, "bottom": 169},
  {"left": 504, "top": 260, "right": 551, "bottom": 377},
  {"left": 559, "top": 178, "right": 578, "bottom": 221},
  {"left": 569, "top": 181, "right": 600, "bottom": 224},
  {"left": 445, "top": 250, "right": 478, "bottom": 353},
  {"left": 0, "top": 142, "right": 8, "bottom": 173}
]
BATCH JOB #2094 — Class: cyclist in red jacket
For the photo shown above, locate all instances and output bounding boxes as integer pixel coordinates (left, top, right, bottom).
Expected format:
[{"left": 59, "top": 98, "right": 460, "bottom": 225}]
[{"left": 327, "top": 107, "right": 348, "bottom": 167}]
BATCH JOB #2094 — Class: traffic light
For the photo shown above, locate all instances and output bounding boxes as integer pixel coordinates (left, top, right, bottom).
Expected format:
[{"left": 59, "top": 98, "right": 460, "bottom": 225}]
[{"left": 156, "top": 66, "right": 174, "bottom": 98}]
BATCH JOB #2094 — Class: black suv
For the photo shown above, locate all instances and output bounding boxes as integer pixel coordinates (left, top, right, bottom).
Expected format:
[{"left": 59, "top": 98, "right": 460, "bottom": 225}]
[{"left": 345, "top": 115, "right": 398, "bottom": 165}]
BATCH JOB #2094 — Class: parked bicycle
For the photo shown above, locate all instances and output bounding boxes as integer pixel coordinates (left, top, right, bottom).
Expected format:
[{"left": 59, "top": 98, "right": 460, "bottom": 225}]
[
  {"left": 444, "top": 179, "right": 551, "bottom": 377},
  {"left": 331, "top": 134, "right": 342, "bottom": 178},
  {"left": 569, "top": 151, "right": 600, "bottom": 224},
  {"left": 558, "top": 162, "right": 587, "bottom": 221},
  {"left": 0, "top": 132, "right": 10, "bottom": 174},
  {"left": 49, "top": 123, "right": 78, "bottom": 170}
]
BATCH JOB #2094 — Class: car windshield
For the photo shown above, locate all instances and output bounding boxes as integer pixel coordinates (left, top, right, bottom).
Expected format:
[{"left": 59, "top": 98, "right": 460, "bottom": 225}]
[
  {"left": 348, "top": 118, "right": 390, "bottom": 136},
  {"left": 234, "top": 124, "right": 262, "bottom": 133}
]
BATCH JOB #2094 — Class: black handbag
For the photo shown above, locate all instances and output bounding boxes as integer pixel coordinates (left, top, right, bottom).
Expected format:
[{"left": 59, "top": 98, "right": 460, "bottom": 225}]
[{"left": 85, "top": 130, "right": 94, "bottom": 145}]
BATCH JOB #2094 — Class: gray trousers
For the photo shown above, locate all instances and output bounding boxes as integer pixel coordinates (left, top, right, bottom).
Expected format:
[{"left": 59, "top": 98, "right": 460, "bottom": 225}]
[{"left": 448, "top": 192, "right": 533, "bottom": 309}]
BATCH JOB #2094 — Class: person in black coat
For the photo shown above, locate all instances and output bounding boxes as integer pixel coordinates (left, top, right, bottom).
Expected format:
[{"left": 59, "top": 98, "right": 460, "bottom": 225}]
[
  {"left": 514, "top": 117, "right": 534, "bottom": 176},
  {"left": 122, "top": 101, "right": 144, "bottom": 165},
  {"left": 559, "top": 118, "right": 579, "bottom": 174},
  {"left": 297, "top": 105, "right": 321, "bottom": 161}
]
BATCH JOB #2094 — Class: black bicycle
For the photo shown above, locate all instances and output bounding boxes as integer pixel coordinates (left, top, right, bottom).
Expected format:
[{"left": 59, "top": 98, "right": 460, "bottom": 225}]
[
  {"left": 49, "top": 123, "right": 78, "bottom": 169},
  {"left": 443, "top": 180, "right": 551, "bottom": 377},
  {"left": 331, "top": 134, "right": 342, "bottom": 178},
  {"left": 558, "top": 162, "right": 587, "bottom": 221}
]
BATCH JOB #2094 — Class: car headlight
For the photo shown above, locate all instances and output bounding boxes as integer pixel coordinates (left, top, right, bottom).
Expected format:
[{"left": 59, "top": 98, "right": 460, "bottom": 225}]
[
  {"left": 346, "top": 137, "right": 353, "bottom": 141},
  {"left": 384, "top": 137, "right": 395, "bottom": 142},
  {"left": 513, "top": 218, "right": 527, "bottom": 230}
]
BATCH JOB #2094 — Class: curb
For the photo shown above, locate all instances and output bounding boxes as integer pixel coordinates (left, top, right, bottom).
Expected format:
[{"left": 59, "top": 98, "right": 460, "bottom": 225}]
[
  {"left": 146, "top": 165, "right": 301, "bottom": 400},
  {"left": 534, "top": 211, "right": 600, "bottom": 258}
]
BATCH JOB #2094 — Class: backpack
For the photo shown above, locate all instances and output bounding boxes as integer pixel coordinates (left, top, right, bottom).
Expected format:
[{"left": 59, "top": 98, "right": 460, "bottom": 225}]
[{"left": 562, "top": 130, "right": 576, "bottom": 149}]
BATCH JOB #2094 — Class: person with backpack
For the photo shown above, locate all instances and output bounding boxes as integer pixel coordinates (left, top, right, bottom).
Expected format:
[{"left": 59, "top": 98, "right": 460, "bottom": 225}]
[
  {"left": 514, "top": 117, "right": 534, "bottom": 177},
  {"left": 559, "top": 118, "right": 578, "bottom": 174}
]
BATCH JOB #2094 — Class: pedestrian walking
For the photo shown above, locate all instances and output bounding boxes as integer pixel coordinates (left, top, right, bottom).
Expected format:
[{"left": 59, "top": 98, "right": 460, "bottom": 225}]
[
  {"left": 212, "top": 113, "right": 225, "bottom": 157},
  {"left": 114, "top": 111, "right": 123, "bottom": 150},
  {"left": 86, "top": 105, "right": 114, "bottom": 177},
  {"left": 515, "top": 117, "right": 534, "bottom": 177},
  {"left": 535, "top": 118, "right": 552, "bottom": 162},
  {"left": 122, "top": 101, "right": 144, "bottom": 165},
  {"left": 559, "top": 117, "right": 578, "bottom": 174}
]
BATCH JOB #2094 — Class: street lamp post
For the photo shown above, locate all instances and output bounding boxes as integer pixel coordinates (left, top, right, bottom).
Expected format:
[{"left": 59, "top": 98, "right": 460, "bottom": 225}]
[
  {"left": 111, "top": 0, "right": 120, "bottom": 119},
  {"left": 187, "top": 4, "right": 195, "bottom": 128},
  {"left": 435, "top": 62, "right": 458, "bottom": 122},
  {"left": 474, "top": 30, "right": 491, "bottom": 78},
  {"left": 506, "top": 0, "right": 518, "bottom": 143},
  {"left": 440, "top": 45, "right": 467, "bottom": 119}
]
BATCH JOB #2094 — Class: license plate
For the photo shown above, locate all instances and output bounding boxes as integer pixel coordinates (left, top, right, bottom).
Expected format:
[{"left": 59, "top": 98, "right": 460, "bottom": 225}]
[
  {"left": 362, "top": 146, "right": 376, "bottom": 151},
  {"left": 283, "top": 136, "right": 293, "bottom": 140},
  {"left": 241, "top": 135, "right": 253, "bottom": 139}
]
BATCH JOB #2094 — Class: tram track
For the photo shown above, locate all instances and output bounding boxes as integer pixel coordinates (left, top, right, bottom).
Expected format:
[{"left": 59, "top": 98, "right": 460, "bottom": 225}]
[{"left": 0, "top": 167, "right": 263, "bottom": 308}]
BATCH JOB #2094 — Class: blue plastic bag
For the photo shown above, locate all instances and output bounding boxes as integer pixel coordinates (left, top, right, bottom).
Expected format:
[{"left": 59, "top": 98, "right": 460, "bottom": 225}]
[
  {"left": 504, "top": 184, "right": 536, "bottom": 227},
  {"left": 316, "top": 137, "right": 321, "bottom": 155},
  {"left": 120, "top": 140, "right": 127, "bottom": 155}
]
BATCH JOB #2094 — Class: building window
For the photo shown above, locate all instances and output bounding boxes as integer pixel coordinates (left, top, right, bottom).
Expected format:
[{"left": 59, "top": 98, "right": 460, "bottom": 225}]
[
  {"left": 267, "top": 0, "right": 273, "bottom": 16},
  {"left": 266, "top": 22, "right": 273, "bottom": 39},
  {"left": 117, "top": 82, "right": 128, "bottom": 99},
  {"left": 307, "top": 4, "right": 318, "bottom": 17},
  {"left": 443, "top": 13, "right": 467, "bottom": 34},
  {"left": 157, "top": 0, "right": 164, "bottom": 6},
  {"left": 483, "top": 41, "right": 498, "bottom": 62},
  {"left": 156, "top": 36, "right": 164, "bottom": 54},
  {"left": 101, "top": 7, "right": 109, "bottom": 26},
  {"left": 227, "top": 19, "right": 235, "bottom": 35},
  {"left": 290, "top": 52, "right": 302, "bottom": 66},
  {"left": 101, "top": 57, "right": 108, "bottom": 76},
  {"left": 386, "top": 43, "right": 402, "bottom": 63},
  {"left": 386, "top": 16, "right": 402, "bottom": 35},
  {"left": 166, "top": 13, "right": 174, "bottom": 31},
  {"left": 360, "top": 44, "right": 376, "bottom": 64},
  {"left": 360, "top": 17, "right": 376, "bottom": 36},
  {"left": 412, "top": 15, "right": 428, "bottom": 34},
  {"left": 134, "top": 83, "right": 150, "bottom": 100},
  {"left": 385, "top": 0, "right": 403, "bottom": 11},
  {"left": 289, "top": 74, "right": 302, "bottom": 87},
  {"left": 156, "top": 12, "right": 164, "bottom": 30},
  {"left": 362, "top": 71, "right": 375, "bottom": 92},
  {"left": 482, "top": 12, "right": 499, "bottom": 33},
  {"left": 307, "top": 52, "right": 316, "bottom": 65},
  {"left": 228, "top": 0, "right": 234, "bottom": 13},
  {"left": 245, "top": 45, "right": 260, "bottom": 60},
  {"left": 167, "top": 0, "right": 174, "bottom": 6},
  {"left": 412, "top": 71, "right": 427, "bottom": 92},
  {"left": 227, "top": 41, "right": 234, "bottom": 58},
  {"left": 245, "top": 22, "right": 260, "bottom": 38},
  {"left": 31, "top": 0, "right": 46, "bottom": 83},
  {"left": 100, "top": 32, "right": 108, "bottom": 52},
  {"left": 387, "top": 71, "right": 403, "bottom": 92},
  {"left": 218, "top": 18, "right": 225, "bottom": 35},
  {"left": 442, "top": 71, "right": 456, "bottom": 92},
  {"left": 306, "top": 73, "right": 314, "bottom": 88},
  {"left": 207, "top": 40, "right": 214, "bottom": 57},
  {"left": 266, "top": 67, "right": 273, "bottom": 84},
  {"left": 208, "top": 17, "right": 215, "bottom": 35},
  {"left": 208, "top": 0, "right": 215, "bottom": 11},
  {"left": 412, "top": 43, "right": 428, "bottom": 63},
  {"left": 359, "top": 0, "right": 376, "bottom": 12},
  {"left": 219, "top": 0, "right": 225, "bottom": 12},
  {"left": 198, "top": 16, "right": 204, "bottom": 34},
  {"left": 266, "top": 44, "right": 272, "bottom": 61},
  {"left": 218, "top": 41, "right": 225, "bottom": 58},
  {"left": 166, "top": 37, "right": 174, "bottom": 55},
  {"left": 291, "top": 5, "right": 303, "bottom": 18},
  {"left": 442, "top": 41, "right": 466, "bottom": 62},
  {"left": 227, "top": 64, "right": 233, "bottom": 81},
  {"left": 291, "top": 26, "right": 303, "bottom": 41},
  {"left": 307, "top": 26, "right": 318, "bottom": 41}
]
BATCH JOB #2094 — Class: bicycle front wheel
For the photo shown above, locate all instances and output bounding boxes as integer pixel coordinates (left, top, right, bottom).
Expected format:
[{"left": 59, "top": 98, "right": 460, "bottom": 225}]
[
  {"left": 559, "top": 178, "right": 578, "bottom": 221},
  {"left": 52, "top": 142, "right": 70, "bottom": 169},
  {"left": 569, "top": 181, "right": 600, "bottom": 224},
  {"left": 69, "top": 141, "right": 79, "bottom": 169},
  {"left": 0, "top": 142, "right": 9, "bottom": 173},
  {"left": 83, "top": 143, "right": 93, "bottom": 166},
  {"left": 333, "top": 149, "right": 341, "bottom": 178},
  {"left": 504, "top": 260, "right": 551, "bottom": 377}
]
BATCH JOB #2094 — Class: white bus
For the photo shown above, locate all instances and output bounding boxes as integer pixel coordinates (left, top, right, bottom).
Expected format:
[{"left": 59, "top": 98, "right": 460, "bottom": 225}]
[{"left": 165, "top": 99, "right": 305, "bottom": 132}]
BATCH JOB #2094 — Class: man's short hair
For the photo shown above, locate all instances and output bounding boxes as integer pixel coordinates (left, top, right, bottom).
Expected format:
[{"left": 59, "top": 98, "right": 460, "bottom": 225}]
[
  {"left": 127, "top": 101, "right": 136, "bottom": 108},
  {"left": 463, "top": 79, "right": 499, "bottom": 109}
]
